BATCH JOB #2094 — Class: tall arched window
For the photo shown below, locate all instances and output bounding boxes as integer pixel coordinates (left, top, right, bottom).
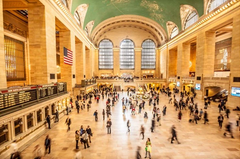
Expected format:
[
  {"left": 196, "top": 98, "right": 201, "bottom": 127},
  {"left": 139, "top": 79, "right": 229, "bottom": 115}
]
[
  {"left": 99, "top": 39, "right": 113, "bottom": 69},
  {"left": 207, "top": 0, "right": 228, "bottom": 13},
  {"left": 74, "top": 11, "right": 81, "bottom": 25},
  {"left": 120, "top": 39, "right": 134, "bottom": 69},
  {"left": 61, "top": 0, "right": 68, "bottom": 8},
  {"left": 184, "top": 11, "right": 199, "bottom": 29},
  {"left": 141, "top": 40, "right": 156, "bottom": 69},
  {"left": 170, "top": 26, "right": 179, "bottom": 39}
]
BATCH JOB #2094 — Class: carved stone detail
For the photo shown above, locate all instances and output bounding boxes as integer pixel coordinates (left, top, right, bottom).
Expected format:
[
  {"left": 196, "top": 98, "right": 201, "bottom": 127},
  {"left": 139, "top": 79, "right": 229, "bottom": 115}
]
[{"left": 4, "top": 22, "right": 27, "bottom": 37}]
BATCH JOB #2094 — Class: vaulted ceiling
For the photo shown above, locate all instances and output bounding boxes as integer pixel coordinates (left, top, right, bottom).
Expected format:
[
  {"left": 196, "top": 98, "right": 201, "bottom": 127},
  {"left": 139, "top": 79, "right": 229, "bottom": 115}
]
[{"left": 71, "top": 0, "right": 204, "bottom": 33}]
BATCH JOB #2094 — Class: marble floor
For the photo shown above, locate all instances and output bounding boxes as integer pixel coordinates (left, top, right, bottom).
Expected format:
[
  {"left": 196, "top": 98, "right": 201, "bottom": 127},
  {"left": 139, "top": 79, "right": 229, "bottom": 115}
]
[{"left": 20, "top": 92, "right": 240, "bottom": 159}]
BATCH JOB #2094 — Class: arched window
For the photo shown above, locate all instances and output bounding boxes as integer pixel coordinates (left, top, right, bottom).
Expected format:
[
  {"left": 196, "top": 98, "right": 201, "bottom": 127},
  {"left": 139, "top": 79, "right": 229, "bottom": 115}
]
[
  {"left": 74, "top": 11, "right": 81, "bottom": 25},
  {"left": 170, "top": 26, "right": 179, "bottom": 39},
  {"left": 207, "top": 0, "right": 228, "bottom": 13},
  {"left": 120, "top": 39, "right": 134, "bottom": 70},
  {"left": 141, "top": 40, "right": 156, "bottom": 69},
  {"left": 61, "top": 0, "right": 68, "bottom": 8},
  {"left": 99, "top": 39, "right": 113, "bottom": 69},
  {"left": 184, "top": 11, "right": 199, "bottom": 29}
]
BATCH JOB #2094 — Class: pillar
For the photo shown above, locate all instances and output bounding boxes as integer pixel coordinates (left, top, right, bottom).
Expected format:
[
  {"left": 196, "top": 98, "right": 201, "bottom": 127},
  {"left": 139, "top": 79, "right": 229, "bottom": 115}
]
[
  {"left": 28, "top": 3, "right": 57, "bottom": 85},
  {"left": 160, "top": 46, "right": 168, "bottom": 79},
  {"left": 58, "top": 30, "right": 72, "bottom": 92},
  {"left": 177, "top": 43, "right": 190, "bottom": 78},
  {"left": 75, "top": 40, "right": 84, "bottom": 83},
  {"left": 228, "top": 15, "right": 240, "bottom": 107},
  {"left": 135, "top": 48, "right": 141, "bottom": 77},
  {"left": 85, "top": 48, "right": 91, "bottom": 79},
  {"left": 0, "top": 0, "right": 7, "bottom": 89},
  {"left": 155, "top": 49, "right": 161, "bottom": 78},
  {"left": 113, "top": 48, "right": 120, "bottom": 76}
]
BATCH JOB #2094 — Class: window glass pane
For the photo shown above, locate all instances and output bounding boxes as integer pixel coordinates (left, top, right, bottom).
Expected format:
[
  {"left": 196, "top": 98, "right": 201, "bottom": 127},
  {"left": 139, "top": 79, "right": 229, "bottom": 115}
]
[
  {"left": 61, "top": 0, "right": 68, "bottom": 8},
  {"left": 4, "top": 36, "right": 25, "bottom": 81},
  {"left": 120, "top": 39, "right": 134, "bottom": 69},
  {"left": 99, "top": 39, "right": 113, "bottom": 69},
  {"left": 74, "top": 12, "right": 81, "bottom": 25},
  {"left": 141, "top": 40, "right": 156, "bottom": 69},
  {"left": 208, "top": 0, "right": 228, "bottom": 13},
  {"left": 184, "top": 11, "right": 199, "bottom": 29},
  {"left": 170, "top": 26, "right": 179, "bottom": 39}
]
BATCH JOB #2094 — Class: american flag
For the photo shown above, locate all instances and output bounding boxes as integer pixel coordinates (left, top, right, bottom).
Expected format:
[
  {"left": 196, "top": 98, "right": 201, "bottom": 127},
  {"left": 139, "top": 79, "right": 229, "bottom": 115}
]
[{"left": 64, "top": 47, "right": 73, "bottom": 65}]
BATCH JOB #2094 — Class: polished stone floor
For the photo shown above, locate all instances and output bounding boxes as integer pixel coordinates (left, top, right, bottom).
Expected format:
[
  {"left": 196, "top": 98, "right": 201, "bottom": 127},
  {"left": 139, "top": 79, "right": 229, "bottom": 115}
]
[{"left": 21, "top": 92, "right": 240, "bottom": 159}]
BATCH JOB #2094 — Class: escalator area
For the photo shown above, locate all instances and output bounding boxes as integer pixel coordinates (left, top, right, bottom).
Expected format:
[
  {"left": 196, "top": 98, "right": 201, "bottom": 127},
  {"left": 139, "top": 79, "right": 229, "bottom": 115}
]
[{"left": 206, "top": 87, "right": 228, "bottom": 102}]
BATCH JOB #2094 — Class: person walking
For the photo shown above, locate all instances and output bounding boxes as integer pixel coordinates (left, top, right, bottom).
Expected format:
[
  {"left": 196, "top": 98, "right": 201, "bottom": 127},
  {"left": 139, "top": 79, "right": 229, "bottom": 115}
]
[
  {"left": 136, "top": 146, "right": 141, "bottom": 159},
  {"left": 102, "top": 109, "right": 105, "bottom": 120},
  {"left": 225, "top": 108, "right": 230, "bottom": 118},
  {"left": 46, "top": 115, "right": 51, "bottom": 129},
  {"left": 65, "top": 117, "right": 71, "bottom": 131},
  {"left": 145, "top": 138, "right": 152, "bottom": 159},
  {"left": 33, "top": 145, "right": 42, "bottom": 159},
  {"left": 44, "top": 135, "right": 51, "bottom": 154},
  {"left": 55, "top": 109, "right": 59, "bottom": 123},
  {"left": 170, "top": 125, "right": 180, "bottom": 144},
  {"left": 236, "top": 114, "right": 240, "bottom": 126},
  {"left": 75, "top": 130, "right": 80, "bottom": 149},
  {"left": 218, "top": 114, "right": 224, "bottom": 129},
  {"left": 140, "top": 125, "right": 145, "bottom": 140},
  {"left": 224, "top": 122, "right": 234, "bottom": 138},
  {"left": 127, "top": 120, "right": 131, "bottom": 133},
  {"left": 86, "top": 126, "right": 92, "bottom": 143},
  {"left": 107, "top": 119, "right": 112, "bottom": 134}
]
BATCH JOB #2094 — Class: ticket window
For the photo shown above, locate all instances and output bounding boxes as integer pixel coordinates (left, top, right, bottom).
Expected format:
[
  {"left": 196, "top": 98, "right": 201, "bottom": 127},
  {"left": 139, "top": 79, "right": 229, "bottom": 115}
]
[
  {"left": 37, "top": 110, "right": 42, "bottom": 123},
  {"left": 51, "top": 104, "right": 56, "bottom": 115},
  {"left": 27, "top": 114, "right": 34, "bottom": 129},
  {"left": 45, "top": 107, "right": 49, "bottom": 118},
  {"left": 0, "top": 125, "right": 9, "bottom": 145},
  {"left": 14, "top": 119, "right": 23, "bottom": 136}
]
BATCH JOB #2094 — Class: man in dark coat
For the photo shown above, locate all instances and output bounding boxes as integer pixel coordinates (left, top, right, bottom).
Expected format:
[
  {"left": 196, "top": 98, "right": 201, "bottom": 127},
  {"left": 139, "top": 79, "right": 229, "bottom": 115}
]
[
  {"left": 46, "top": 115, "right": 51, "bottom": 129},
  {"left": 171, "top": 125, "right": 180, "bottom": 144},
  {"left": 44, "top": 135, "right": 51, "bottom": 154}
]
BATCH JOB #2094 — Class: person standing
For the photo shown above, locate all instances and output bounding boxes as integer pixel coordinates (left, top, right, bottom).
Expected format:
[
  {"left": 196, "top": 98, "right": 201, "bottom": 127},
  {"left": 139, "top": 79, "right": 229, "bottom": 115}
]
[
  {"left": 162, "top": 105, "right": 167, "bottom": 116},
  {"left": 107, "top": 119, "right": 112, "bottom": 134},
  {"left": 123, "top": 105, "right": 126, "bottom": 114},
  {"left": 236, "top": 114, "right": 239, "bottom": 126},
  {"left": 145, "top": 138, "right": 152, "bottom": 159},
  {"left": 151, "top": 118, "right": 155, "bottom": 133},
  {"left": 102, "top": 109, "right": 105, "bottom": 120},
  {"left": 65, "top": 117, "right": 71, "bottom": 131},
  {"left": 83, "top": 131, "right": 90, "bottom": 149},
  {"left": 94, "top": 110, "right": 98, "bottom": 122},
  {"left": 44, "top": 135, "right": 51, "bottom": 154},
  {"left": 75, "top": 130, "right": 80, "bottom": 149},
  {"left": 46, "top": 115, "right": 51, "bottom": 129},
  {"left": 225, "top": 108, "right": 230, "bottom": 118},
  {"left": 86, "top": 126, "right": 92, "bottom": 143},
  {"left": 127, "top": 120, "right": 131, "bottom": 133},
  {"left": 140, "top": 125, "right": 145, "bottom": 140},
  {"left": 203, "top": 111, "right": 209, "bottom": 124},
  {"left": 218, "top": 114, "right": 224, "bottom": 129},
  {"left": 178, "top": 111, "right": 182, "bottom": 122},
  {"left": 171, "top": 125, "right": 180, "bottom": 144}
]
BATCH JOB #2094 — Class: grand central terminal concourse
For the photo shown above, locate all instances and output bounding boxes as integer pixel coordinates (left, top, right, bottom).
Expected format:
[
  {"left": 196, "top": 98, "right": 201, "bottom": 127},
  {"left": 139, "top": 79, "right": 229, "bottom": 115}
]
[{"left": 0, "top": 0, "right": 240, "bottom": 158}]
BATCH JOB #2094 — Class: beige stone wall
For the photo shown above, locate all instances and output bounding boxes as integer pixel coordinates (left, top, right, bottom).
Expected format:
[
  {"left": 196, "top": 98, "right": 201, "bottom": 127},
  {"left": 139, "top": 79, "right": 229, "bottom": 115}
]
[{"left": 0, "top": 1, "right": 7, "bottom": 89}]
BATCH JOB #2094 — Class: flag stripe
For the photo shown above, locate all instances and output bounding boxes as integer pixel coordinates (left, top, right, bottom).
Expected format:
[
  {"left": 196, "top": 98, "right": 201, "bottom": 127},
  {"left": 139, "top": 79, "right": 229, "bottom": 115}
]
[{"left": 64, "top": 47, "right": 73, "bottom": 65}]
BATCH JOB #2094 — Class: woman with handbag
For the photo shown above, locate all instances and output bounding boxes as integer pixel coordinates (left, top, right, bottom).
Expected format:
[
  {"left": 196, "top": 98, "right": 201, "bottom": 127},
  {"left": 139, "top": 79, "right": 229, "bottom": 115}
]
[{"left": 145, "top": 138, "right": 152, "bottom": 159}]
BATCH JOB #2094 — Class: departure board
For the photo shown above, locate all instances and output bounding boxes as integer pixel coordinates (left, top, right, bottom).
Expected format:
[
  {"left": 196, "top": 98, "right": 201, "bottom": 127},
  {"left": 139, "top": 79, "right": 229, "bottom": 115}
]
[{"left": 0, "top": 83, "right": 66, "bottom": 110}]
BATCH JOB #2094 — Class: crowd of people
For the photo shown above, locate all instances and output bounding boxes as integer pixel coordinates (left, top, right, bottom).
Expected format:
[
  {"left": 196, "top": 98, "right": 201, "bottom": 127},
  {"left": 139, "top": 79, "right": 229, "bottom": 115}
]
[{"left": 8, "top": 86, "right": 240, "bottom": 159}]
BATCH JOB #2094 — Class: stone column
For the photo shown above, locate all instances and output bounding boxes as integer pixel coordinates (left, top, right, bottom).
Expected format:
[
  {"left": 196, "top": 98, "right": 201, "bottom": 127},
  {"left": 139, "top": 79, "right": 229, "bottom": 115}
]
[
  {"left": 203, "top": 31, "right": 215, "bottom": 77},
  {"left": 93, "top": 49, "right": 98, "bottom": 76},
  {"left": 0, "top": 0, "right": 7, "bottom": 89},
  {"left": 75, "top": 41, "right": 84, "bottom": 84},
  {"left": 58, "top": 30, "right": 72, "bottom": 92},
  {"left": 160, "top": 46, "right": 168, "bottom": 79},
  {"left": 134, "top": 48, "right": 141, "bottom": 77},
  {"left": 155, "top": 49, "right": 160, "bottom": 78},
  {"left": 28, "top": 3, "right": 57, "bottom": 85},
  {"left": 168, "top": 48, "right": 177, "bottom": 77},
  {"left": 85, "top": 48, "right": 91, "bottom": 79},
  {"left": 177, "top": 43, "right": 190, "bottom": 78},
  {"left": 228, "top": 15, "right": 240, "bottom": 107},
  {"left": 113, "top": 48, "right": 120, "bottom": 76},
  {"left": 71, "top": 32, "right": 76, "bottom": 88}
]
